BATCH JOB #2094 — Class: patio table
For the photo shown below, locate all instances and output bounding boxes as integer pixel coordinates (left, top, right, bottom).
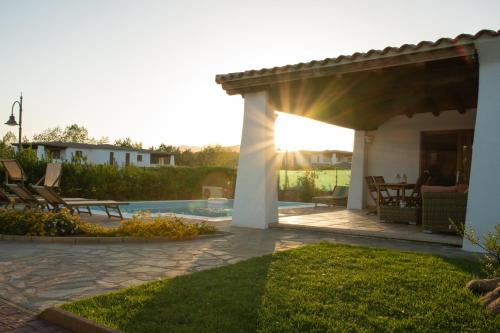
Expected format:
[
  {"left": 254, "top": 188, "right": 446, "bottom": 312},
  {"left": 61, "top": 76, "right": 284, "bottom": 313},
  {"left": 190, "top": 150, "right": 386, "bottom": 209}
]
[{"left": 376, "top": 183, "right": 415, "bottom": 215}]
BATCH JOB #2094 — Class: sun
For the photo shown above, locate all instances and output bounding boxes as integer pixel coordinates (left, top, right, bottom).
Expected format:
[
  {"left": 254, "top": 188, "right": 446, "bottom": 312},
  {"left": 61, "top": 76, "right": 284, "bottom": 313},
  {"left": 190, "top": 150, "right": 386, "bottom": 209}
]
[{"left": 274, "top": 112, "right": 354, "bottom": 152}]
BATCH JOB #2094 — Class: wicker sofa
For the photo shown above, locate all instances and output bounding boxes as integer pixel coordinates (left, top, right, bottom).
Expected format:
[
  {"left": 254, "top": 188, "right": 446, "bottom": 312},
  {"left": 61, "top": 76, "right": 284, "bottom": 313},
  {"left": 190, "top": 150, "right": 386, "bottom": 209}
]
[{"left": 421, "top": 191, "right": 468, "bottom": 234}]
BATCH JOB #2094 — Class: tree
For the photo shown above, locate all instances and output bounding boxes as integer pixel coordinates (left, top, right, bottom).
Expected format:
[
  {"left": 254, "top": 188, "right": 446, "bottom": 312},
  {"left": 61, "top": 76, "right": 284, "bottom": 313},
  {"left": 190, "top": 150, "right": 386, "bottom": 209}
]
[
  {"left": 62, "top": 124, "right": 89, "bottom": 143},
  {"left": 193, "top": 145, "right": 239, "bottom": 168},
  {"left": 94, "top": 136, "right": 110, "bottom": 144},
  {"left": 0, "top": 132, "right": 15, "bottom": 159},
  {"left": 157, "top": 144, "right": 181, "bottom": 155},
  {"left": 32, "top": 126, "right": 64, "bottom": 142},
  {"left": 114, "top": 137, "right": 143, "bottom": 149},
  {"left": 2, "top": 131, "right": 16, "bottom": 145},
  {"left": 32, "top": 124, "right": 109, "bottom": 144}
]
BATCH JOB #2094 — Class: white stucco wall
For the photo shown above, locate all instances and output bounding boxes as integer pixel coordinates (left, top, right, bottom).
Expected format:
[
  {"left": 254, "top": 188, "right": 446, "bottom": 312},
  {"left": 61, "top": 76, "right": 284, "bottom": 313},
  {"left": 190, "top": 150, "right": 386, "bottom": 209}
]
[
  {"left": 463, "top": 38, "right": 500, "bottom": 252},
  {"left": 36, "top": 146, "right": 45, "bottom": 159},
  {"left": 36, "top": 146, "right": 153, "bottom": 167},
  {"left": 363, "top": 110, "right": 476, "bottom": 206},
  {"left": 87, "top": 150, "right": 151, "bottom": 167},
  {"left": 232, "top": 91, "right": 278, "bottom": 229}
]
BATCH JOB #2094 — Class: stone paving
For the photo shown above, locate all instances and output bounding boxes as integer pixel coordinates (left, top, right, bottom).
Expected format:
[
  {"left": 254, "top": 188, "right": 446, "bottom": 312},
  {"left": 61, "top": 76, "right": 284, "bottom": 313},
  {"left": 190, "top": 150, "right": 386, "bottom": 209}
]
[{"left": 0, "top": 225, "right": 475, "bottom": 313}]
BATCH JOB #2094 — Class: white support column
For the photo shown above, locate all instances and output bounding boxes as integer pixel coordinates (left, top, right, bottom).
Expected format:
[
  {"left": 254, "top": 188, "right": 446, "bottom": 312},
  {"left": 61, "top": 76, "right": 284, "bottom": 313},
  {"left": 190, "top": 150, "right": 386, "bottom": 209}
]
[
  {"left": 463, "top": 38, "right": 500, "bottom": 252},
  {"left": 347, "top": 130, "right": 366, "bottom": 209},
  {"left": 232, "top": 91, "right": 278, "bottom": 229}
]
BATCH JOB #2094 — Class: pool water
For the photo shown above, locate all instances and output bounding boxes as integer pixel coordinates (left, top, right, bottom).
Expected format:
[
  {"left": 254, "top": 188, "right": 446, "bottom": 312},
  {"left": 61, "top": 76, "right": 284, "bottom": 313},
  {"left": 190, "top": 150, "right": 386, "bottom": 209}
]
[{"left": 115, "top": 200, "right": 312, "bottom": 219}]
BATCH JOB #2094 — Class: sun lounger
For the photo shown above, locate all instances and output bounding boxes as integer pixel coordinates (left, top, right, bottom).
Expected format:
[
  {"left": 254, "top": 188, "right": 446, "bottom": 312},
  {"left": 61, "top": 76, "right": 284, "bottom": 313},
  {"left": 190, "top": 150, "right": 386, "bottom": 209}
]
[
  {"left": 1, "top": 159, "right": 62, "bottom": 188},
  {"left": 0, "top": 188, "right": 14, "bottom": 208},
  {"left": 5, "top": 184, "right": 47, "bottom": 209},
  {"left": 32, "top": 185, "right": 128, "bottom": 219},
  {"left": 0, "top": 159, "right": 27, "bottom": 184},
  {"left": 35, "top": 163, "right": 62, "bottom": 188},
  {"left": 312, "top": 185, "right": 349, "bottom": 207}
]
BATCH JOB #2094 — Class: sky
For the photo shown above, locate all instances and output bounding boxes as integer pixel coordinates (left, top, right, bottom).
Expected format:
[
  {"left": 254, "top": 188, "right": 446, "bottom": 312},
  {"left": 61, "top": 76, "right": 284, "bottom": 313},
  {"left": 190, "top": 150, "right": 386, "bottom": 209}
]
[{"left": 1, "top": 0, "right": 499, "bottom": 151}]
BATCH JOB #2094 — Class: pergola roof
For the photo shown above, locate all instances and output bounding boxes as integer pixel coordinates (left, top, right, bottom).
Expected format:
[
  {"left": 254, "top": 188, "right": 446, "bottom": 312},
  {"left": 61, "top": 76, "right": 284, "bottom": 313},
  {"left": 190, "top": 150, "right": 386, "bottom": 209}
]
[{"left": 216, "top": 29, "right": 500, "bottom": 130}]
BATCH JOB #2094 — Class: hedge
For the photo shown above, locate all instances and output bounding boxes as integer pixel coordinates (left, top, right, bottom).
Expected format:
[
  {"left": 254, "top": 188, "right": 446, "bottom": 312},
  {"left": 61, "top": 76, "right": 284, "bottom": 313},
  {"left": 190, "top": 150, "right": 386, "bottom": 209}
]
[
  {"left": 59, "top": 164, "right": 236, "bottom": 201},
  {"left": 1, "top": 150, "right": 236, "bottom": 201}
]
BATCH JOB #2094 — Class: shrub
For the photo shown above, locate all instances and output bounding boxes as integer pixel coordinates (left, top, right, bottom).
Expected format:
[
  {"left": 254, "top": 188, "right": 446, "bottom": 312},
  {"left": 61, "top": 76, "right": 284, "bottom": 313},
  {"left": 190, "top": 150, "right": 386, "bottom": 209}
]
[
  {"left": 78, "top": 212, "right": 217, "bottom": 239},
  {"left": 0, "top": 209, "right": 80, "bottom": 236},
  {"left": 452, "top": 220, "right": 500, "bottom": 277},
  {"left": 0, "top": 209, "right": 216, "bottom": 240},
  {"left": 296, "top": 171, "right": 317, "bottom": 202}
]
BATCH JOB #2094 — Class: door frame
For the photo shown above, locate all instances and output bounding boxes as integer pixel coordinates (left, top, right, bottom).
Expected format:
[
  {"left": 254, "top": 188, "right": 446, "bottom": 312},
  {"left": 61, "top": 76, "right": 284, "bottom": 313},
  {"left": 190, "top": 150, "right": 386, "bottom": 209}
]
[{"left": 420, "top": 129, "right": 475, "bottom": 185}]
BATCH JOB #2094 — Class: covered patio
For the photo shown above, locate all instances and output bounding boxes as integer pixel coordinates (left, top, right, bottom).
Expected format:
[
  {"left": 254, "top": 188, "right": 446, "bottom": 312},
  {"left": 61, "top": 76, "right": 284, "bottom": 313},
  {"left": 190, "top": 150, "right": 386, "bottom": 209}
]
[
  {"left": 274, "top": 208, "right": 462, "bottom": 246},
  {"left": 216, "top": 29, "right": 500, "bottom": 251}
]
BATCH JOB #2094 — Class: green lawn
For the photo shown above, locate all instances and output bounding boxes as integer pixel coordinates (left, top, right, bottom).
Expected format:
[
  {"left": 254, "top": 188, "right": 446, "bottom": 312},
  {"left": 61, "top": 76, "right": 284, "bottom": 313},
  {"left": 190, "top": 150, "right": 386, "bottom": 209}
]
[
  {"left": 279, "top": 170, "right": 351, "bottom": 191},
  {"left": 61, "top": 243, "right": 500, "bottom": 332}
]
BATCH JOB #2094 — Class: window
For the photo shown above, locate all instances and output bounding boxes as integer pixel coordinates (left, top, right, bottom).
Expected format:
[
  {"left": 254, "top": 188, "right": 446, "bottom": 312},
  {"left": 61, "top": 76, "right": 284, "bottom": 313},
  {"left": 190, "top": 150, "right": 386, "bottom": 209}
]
[
  {"left": 137, "top": 154, "right": 143, "bottom": 162},
  {"left": 49, "top": 149, "right": 61, "bottom": 159},
  {"left": 109, "top": 152, "right": 115, "bottom": 165},
  {"left": 75, "top": 151, "right": 83, "bottom": 158},
  {"left": 125, "top": 153, "right": 130, "bottom": 166}
]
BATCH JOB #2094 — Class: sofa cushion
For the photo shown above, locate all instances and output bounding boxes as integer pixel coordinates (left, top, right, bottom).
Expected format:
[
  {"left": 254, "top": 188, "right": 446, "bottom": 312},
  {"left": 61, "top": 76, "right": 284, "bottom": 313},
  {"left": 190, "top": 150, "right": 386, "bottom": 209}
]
[
  {"left": 421, "top": 185, "right": 457, "bottom": 193},
  {"left": 456, "top": 183, "right": 469, "bottom": 193}
]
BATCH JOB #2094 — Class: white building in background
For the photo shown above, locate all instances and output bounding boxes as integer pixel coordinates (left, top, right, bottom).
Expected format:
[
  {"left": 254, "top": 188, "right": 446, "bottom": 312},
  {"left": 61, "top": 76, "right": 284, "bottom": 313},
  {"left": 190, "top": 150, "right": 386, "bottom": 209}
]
[
  {"left": 279, "top": 150, "right": 352, "bottom": 169},
  {"left": 16, "top": 142, "right": 175, "bottom": 167}
]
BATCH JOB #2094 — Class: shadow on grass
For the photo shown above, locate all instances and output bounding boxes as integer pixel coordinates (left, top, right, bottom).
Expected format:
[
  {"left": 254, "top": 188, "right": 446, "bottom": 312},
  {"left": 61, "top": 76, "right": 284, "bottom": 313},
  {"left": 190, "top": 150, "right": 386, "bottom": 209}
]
[
  {"left": 62, "top": 242, "right": 500, "bottom": 333},
  {"left": 119, "top": 254, "right": 274, "bottom": 333}
]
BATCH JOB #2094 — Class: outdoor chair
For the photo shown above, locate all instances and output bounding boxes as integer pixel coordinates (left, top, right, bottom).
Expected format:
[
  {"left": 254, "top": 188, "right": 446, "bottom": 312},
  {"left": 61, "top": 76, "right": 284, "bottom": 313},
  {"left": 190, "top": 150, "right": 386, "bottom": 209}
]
[
  {"left": 312, "top": 186, "right": 349, "bottom": 207},
  {"left": 372, "top": 176, "right": 398, "bottom": 205},
  {"left": 405, "top": 171, "right": 431, "bottom": 207},
  {"left": 0, "top": 159, "right": 27, "bottom": 185},
  {"left": 365, "top": 176, "right": 396, "bottom": 213},
  {"left": 5, "top": 184, "right": 47, "bottom": 209},
  {"left": 35, "top": 163, "right": 62, "bottom": 188},
  {"left": 32, "top": 185, "right": 128, "bottom": 219}
]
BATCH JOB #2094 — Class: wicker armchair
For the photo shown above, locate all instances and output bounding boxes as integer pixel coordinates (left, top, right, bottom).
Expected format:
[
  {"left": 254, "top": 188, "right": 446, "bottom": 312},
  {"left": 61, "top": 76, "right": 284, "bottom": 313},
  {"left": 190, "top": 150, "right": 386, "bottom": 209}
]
[{"left": 421, "top": 192, "right": 467, "bottom": 234}]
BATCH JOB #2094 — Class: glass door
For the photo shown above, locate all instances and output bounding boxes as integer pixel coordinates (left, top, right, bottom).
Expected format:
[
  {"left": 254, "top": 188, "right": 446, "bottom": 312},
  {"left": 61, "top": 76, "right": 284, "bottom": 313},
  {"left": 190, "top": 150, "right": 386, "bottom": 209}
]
[{"left": 420, "top": 130, "right": 474, "bottom": 186}]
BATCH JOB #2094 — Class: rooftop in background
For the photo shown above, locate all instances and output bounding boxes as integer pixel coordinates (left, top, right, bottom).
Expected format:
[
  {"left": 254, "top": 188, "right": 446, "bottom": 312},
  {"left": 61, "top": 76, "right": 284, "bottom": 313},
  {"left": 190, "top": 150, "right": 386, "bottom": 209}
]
[{"left": 14, "top": 142, "right": 173, "bottom": 156}]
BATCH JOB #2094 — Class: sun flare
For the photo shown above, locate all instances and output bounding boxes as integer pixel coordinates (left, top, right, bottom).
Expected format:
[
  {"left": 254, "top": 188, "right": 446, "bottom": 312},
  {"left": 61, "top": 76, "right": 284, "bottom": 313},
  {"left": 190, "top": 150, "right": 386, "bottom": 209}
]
[{"left": 274, "top": 112, "right": 354, "bottom": 152}]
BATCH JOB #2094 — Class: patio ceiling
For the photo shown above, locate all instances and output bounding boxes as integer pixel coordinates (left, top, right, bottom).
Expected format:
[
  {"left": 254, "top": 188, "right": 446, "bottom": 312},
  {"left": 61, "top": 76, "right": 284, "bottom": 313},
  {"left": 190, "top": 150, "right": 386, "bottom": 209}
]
[{"left": 216, "top": 29, "right": 500, "bottom": 130}]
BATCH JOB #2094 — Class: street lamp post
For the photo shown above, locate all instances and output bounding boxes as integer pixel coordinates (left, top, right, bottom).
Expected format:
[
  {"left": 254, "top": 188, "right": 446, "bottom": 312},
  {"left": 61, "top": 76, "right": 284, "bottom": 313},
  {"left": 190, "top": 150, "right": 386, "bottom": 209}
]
[{"left": 5, "top": 93, "right": 23, "bottom": 151}]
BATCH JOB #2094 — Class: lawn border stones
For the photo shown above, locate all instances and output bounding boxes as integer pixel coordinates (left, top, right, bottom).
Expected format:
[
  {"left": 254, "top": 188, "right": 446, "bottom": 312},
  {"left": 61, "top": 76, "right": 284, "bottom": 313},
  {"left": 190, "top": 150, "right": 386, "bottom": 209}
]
[{"left": 40, "top": 307, "right": 121, "bottom": 333}]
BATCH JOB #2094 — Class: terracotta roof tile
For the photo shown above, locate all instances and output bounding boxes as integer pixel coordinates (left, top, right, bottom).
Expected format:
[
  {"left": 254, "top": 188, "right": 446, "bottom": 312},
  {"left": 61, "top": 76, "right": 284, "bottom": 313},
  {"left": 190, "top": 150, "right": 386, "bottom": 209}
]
[{"left": 216, "top": 29, "right": 500, "bottom": 85}]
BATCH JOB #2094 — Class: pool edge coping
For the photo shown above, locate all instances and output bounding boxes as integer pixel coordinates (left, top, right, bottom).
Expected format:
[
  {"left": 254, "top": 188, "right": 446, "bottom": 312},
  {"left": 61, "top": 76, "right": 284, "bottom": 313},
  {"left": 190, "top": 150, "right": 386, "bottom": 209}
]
[{"left": 91, "top": 201, "right": 315, "bottom": 222}]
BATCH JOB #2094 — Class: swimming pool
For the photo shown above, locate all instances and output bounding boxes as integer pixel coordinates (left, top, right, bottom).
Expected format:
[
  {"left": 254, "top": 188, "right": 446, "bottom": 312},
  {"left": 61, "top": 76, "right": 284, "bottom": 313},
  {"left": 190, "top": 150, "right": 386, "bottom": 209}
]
[{"left": 103, "top": 200, "right": 313, "bottom": 220}]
